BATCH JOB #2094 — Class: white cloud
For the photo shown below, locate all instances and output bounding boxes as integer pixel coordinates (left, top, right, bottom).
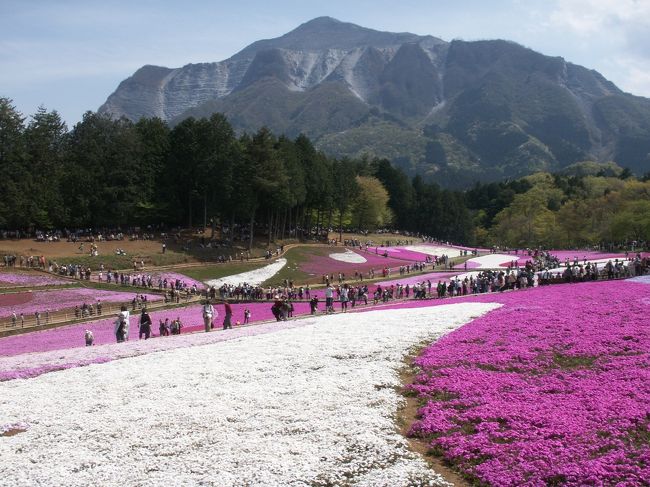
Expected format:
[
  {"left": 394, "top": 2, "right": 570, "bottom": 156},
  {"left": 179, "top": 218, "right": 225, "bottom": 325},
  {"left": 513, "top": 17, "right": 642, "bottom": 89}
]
[
  {"left": 549, "top": 0, "right": 650, "bottom": 36},
  {"left": 609, "top": 56, "right": 650, "bottom": 96},
  {"left": 544, "top": 0, "right": 650, "bottom": 96}
]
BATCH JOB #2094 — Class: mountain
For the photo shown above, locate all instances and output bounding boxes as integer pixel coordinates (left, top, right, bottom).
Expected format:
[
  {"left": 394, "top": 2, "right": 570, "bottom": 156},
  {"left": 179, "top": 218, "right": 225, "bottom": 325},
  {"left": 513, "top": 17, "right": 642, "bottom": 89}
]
[{"left": 99, "top": 17, "right": 650, "bottom": 187}]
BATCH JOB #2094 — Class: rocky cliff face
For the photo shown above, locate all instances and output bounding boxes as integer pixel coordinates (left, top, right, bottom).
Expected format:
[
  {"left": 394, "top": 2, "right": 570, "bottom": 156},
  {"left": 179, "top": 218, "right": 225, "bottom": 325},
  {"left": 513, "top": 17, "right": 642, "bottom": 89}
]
[
  {"left": 100, "top": 17, "right": 444, "bottom": 121},
  {"left": 99, "top": 16, "right": 650, "bottom": 186}
]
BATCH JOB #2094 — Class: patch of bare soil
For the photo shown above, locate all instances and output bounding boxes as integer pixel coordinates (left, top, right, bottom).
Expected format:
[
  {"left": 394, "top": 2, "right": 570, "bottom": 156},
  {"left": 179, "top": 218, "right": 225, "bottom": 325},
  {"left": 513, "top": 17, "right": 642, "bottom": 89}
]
[
  {"left": 0, "top": 239, "right": 165, "bottom": 259},
  {"left": 1, "top": 428, "right": 27, "bottom": 437}
]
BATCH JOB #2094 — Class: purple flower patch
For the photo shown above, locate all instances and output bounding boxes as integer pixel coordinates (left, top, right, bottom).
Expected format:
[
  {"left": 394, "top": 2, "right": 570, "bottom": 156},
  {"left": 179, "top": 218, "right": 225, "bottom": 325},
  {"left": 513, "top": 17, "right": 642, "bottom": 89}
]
[
  {"left": 405, "top": 279, "right": 650, "bottom": 485},
  {"left": 0, "top": 288, "right": 162, "bottom": 320},
  {"left": 0, "top": 272, "right": 69, "bottom": 287}
]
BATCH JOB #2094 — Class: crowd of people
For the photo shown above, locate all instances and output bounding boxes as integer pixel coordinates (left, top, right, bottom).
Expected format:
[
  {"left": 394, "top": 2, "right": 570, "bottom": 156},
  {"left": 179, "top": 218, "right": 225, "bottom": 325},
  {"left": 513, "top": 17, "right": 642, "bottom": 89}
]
[
  {"left": 3, "top": 254, "right": 46, "bottom": 268},
  {"left": 207, "top": 282, "right": 306, "bottom": 301},
  {"left": 91, "top": 306, "right": 187, "bottom": 345},
  {"left": 4, "top": 230, "right": 649, "bottom": 347}
]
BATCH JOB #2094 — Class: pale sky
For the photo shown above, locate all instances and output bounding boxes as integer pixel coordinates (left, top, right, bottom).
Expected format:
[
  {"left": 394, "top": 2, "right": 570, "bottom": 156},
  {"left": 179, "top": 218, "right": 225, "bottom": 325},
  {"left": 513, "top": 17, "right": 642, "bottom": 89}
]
[{"left": 2, "top": 0, "right": 649, "bottom": 127}]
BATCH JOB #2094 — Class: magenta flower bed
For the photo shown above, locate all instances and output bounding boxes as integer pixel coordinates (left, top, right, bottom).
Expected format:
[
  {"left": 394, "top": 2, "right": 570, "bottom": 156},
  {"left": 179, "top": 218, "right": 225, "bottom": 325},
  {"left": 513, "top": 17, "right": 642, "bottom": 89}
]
[
  {"left": 0, "top": 300, "right": 314, "bottom": 357},
  {"left": 148, "top": 271, "right": 206, "bottom": 289},
  {"left": 366, "top": 246, "right": 432, "bottom": 262},
  {"left": 0, "top": 272, "right": 69, "bottom": 287},
  {"left": 301, "top": 248, "right": 408, "bottom": 275},
  {"left": 458, "top": 260, "right": 481, "bottom": 269},
  {"left": 511, "top": 250, "right": 648, "bottom": 267},
  {"left": 406, "top": 279, "right": 650, "bottom": 485},
  {"left": 376, "top": 271, "right": 461, "bottom": 287},
  {"left": 0, "top": 288, "right": 162, "bottom": 319}
]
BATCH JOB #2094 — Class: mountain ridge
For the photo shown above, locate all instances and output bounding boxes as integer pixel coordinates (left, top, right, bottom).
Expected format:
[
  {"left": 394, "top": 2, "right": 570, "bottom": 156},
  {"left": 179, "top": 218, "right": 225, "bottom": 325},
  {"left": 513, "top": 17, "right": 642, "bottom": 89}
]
[{"left": 99, "top": 17, "right": 650, "bottom": 186}]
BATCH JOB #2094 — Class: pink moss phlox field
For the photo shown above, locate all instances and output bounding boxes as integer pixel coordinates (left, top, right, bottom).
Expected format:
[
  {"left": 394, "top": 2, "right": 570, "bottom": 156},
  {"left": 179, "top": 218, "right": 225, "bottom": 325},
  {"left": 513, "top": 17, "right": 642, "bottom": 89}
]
[
  {"left": 0, "top": 288, "right": 162, "bottom": 319},
  {"left": 366, "top": 246, "right": 432, "bottom": 262},
  {"left": 456, "top": 261, "right": 481, "bottom": 269},
  {"left": 300, "top": 248, "right": 407, "bottom": 275},
  {"left": 408, "top": 280, "right": 650, "bottom": 486},
  {"left": 510, "top": 250, "right": 649, "bottom": 267},
  {"left": 0, "top": 300, "right": 314, "bottom": 358},
  {"left": 376, "top": 272, "right": 461, "bottom": 287},
  {"left": 147, "top": 271, "right": 206, "bottom": 289},
  {"left": 0, "top": 272, "right": 69, "bottom": 287}
]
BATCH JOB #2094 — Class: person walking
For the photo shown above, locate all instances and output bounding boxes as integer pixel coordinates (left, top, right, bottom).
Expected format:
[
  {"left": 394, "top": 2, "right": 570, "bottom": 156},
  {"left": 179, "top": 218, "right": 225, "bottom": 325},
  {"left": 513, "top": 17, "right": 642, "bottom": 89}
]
[
  {"left": 223, "top": 301, "right": 233, "bottom": 330},
  {"left": 139, "top": 308, "right": 152, "bottom": 340},
  {"left": 202, "top": 300, "right": 215, "bottom": 332},
  {"left": 325, "top": 284, "right": 334, "bottom": 314},
  {"left": 340, "top": 284, "right": 349, "bottom": 312},
  {"left": 114, "top": 305, "right": 130, "bottom": 343}
]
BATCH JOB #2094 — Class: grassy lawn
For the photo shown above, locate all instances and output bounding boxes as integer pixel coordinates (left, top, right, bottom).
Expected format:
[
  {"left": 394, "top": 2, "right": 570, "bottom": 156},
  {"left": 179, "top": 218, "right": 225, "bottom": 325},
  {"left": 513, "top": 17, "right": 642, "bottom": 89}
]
[
  {"left": 55, "top": 251, "right": 193, "bottom": 271},
  {"left": 329, "top": 232, "right": 420, "bottom": 246},
  {"left": 55, "top": 255, "right": 133, "bottom": 271},
  {"left": 180, "top": 262, "right": 267, "bottom": 282}
]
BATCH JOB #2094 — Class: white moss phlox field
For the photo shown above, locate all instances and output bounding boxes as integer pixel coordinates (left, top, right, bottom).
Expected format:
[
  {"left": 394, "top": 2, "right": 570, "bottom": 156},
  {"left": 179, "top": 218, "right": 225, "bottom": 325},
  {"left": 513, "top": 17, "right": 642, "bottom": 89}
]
[
  {"left": 405, "top": 245, "right": 462, "bottom": 258},
  {"left": 0, "top": 303, "right": 499, "bottom": 486},
  {"left": 464, "top": 254, "right": 513, "bottom": 269},
  {"left": 329, "top": 249, "right": 367, "bottom": 263},
  {"left": 205, "top": 258, "right": 287, "bottom": 287}
]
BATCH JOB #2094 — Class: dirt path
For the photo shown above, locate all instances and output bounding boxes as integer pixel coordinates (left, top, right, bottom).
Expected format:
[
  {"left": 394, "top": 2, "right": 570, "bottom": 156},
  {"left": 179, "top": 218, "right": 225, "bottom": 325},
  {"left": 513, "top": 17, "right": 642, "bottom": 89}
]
[{"left": 0, "top": 239, "right": 164, "bottom": 258}]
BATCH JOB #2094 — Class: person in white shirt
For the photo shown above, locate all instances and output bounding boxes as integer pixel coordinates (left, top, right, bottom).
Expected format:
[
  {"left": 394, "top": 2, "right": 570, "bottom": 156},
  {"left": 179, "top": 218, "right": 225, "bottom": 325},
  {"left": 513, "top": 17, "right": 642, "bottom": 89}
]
[
  {"left": 202, "top": 300, "right": 215, "bottom": 332},
  {"left": 325, "top": 285, "right": 334, "bottom": 313},
  {"left": 114, "top": 305, "right": 130, "bottom": 342}
]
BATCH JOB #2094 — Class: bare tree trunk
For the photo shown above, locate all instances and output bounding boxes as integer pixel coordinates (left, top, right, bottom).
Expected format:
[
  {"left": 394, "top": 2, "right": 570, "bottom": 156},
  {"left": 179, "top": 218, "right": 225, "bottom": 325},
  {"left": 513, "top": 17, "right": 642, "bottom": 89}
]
[
  {"left": 248, "top": 211, "right": 255, "bottom": 251},
  {"left": 339, "top": 209, "right": 343, "bottom": 243},
  {"left": 203, "top": 191, "right": 207, "bottom": 233},
  {"left": 287, "top": 207, "right": 291, "bottom": 240},
  {"left": 305, "top": 207, "right": 311, "bottom": 241},
  {"left": 267, "top": 210, "right": 273, "bottom": 247},
  {"left": 188, "top": 193, "right": 192, "bottom": 229}
]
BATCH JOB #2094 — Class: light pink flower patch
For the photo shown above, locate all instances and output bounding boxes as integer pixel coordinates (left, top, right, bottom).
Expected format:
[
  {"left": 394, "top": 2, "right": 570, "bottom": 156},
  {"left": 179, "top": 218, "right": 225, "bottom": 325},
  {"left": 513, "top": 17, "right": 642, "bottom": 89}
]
[
  {"left": 366, "top": 246, "right": 432, "bottom": 262},
  {"left": 375, "top": 272, "right": 461, "bottom": 287},
  {"left": 510, "top": 250, "right": 649, "bottom": 267},
  {"left": 301, "top": 248, "right": 407, "bottom": 276},
  {"left": 0, "top": 288, "right": 162, "bottom": 320},
  {"left": 0, "top": 300, "right": 314, "bottom": 359},
  {"left": 0, "top": 272, "right": 69, "bottom": 287}
]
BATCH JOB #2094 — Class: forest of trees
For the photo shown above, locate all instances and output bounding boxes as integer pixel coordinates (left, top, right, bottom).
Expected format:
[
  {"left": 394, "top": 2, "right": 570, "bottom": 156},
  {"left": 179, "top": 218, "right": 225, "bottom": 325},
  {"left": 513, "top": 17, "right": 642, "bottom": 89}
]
[
  {"left": 1, "top": 97, "right": 649, "bottom": 249},
  {"left": 0, "top": 98, "right": 472, "bottom": 245}
]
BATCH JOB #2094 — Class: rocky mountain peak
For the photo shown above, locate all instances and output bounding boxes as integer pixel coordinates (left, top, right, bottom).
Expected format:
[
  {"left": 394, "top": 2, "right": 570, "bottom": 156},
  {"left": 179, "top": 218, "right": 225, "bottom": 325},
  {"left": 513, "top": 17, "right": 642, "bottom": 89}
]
[
  {"left": 99, "top": 18, "right": 650, "bottom": 185},
  {"left": 231, "top": 16, "right": 440, "bottom": 58}
]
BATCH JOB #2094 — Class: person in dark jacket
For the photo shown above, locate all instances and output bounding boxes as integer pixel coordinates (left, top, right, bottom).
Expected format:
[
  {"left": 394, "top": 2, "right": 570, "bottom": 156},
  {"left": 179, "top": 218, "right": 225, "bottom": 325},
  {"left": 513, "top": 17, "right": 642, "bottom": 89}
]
[
  {"left": 139, "top": 308, "right": 152, "bottom": 340},
  {"left": 223, "top": 301, "right": 233, "bottom": 329}
]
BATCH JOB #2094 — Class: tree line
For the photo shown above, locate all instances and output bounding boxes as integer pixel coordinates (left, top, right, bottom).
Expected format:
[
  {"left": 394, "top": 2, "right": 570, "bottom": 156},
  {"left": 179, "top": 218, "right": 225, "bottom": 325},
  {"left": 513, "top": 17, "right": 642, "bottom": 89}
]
[
  {"left": 0, "top": 98, "right": 472, "bottom": 245},
  {"left": 2, "top": 98, "right": 647, "bottom": 249},
  {"left": 468, "top": 171, "right": 650, "bottom": 249}
]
